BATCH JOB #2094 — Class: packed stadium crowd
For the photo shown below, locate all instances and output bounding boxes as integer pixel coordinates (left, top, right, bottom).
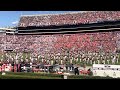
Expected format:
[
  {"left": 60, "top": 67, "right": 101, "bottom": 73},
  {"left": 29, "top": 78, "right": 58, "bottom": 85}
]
[
  {"left": 0, "top": 31, "right": 120, "bottom": 66},
  {"left": 0, "top": 11, "right": 120, "bottom": 74},
  {"left": 19, "top": 11, "right": 120, "bottom": 27}
]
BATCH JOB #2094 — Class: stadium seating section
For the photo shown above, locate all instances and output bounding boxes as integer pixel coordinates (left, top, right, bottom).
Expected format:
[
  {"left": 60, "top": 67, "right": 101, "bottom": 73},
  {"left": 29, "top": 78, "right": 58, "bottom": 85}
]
[
  {"left": 18, "top": 11, "right": 120, "bottom": 27},
  {"left": 1, "top": 11, "right": 120, "bottom": 65}
]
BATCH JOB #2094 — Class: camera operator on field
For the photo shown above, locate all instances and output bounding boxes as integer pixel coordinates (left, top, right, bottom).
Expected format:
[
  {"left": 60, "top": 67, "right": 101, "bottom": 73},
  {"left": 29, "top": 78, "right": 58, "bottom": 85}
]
[{"left": 74, "top": 67, "right": 79, "bottom": 75}]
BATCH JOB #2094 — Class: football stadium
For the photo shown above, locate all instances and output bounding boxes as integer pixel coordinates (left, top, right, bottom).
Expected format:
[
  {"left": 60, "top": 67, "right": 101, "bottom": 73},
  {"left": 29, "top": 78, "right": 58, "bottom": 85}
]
[{"left": 0, "top": 11, "right": 120, "bottom": 79}]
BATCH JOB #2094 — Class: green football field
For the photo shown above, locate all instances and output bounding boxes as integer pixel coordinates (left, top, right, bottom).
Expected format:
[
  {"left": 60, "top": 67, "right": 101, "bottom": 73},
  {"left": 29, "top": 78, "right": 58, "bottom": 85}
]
[{"left": 0, "top": 72, "right": 116, "bottom": 79}]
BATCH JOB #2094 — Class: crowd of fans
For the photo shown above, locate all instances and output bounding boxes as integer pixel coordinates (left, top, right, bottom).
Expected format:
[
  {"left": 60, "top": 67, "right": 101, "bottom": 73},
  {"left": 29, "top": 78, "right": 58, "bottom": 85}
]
[
  {"left": 1, "top": 11, "right": 120, "bottom": 65},
  {"left": 18, "top": 11, "right": 120, "bottom": 27},
  {"left": 1, "top": 11, "right": 120, "bottom": 74},
  {"left": 0, "top": 31, "right": 118, "bottom": 54},
  {"left": 0, "top": 31, "right": 120, "bottom": 65}
]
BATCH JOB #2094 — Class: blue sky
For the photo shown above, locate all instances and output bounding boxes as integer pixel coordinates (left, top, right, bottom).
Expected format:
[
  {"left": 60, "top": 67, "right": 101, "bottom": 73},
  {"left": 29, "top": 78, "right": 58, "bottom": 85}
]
[{"left": 0, "top": 11, "right": 79, "bottom": 27}]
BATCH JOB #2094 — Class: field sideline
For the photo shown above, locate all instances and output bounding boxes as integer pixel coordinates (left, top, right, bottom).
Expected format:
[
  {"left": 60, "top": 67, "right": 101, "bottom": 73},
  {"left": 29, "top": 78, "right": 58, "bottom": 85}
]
[{"left": 0, "top": 72, "right": 116, "bottom": 79}]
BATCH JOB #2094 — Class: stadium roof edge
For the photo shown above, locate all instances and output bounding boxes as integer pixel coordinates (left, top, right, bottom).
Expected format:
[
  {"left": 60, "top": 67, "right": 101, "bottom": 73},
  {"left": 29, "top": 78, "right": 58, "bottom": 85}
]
[{"left": 20, "top": 11, "right": 91, "bottom": 17}]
